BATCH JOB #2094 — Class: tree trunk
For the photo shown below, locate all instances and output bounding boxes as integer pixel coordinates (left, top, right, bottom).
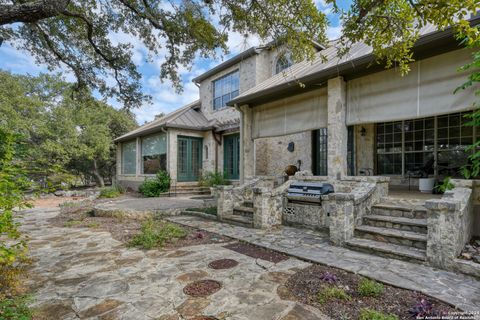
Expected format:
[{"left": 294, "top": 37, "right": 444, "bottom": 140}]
[
  {"left": 92, "top": 159, "right": 105, "bottom": 188},
  {"left": 0, "top": 0, "right": 70, "bottom": 26}
]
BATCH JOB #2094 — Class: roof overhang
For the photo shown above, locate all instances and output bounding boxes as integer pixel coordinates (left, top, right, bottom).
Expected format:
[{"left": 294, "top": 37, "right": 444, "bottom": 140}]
[
  {"left": 114, "top": 124, "right": 213, "bottom": 143},
  {"left": 227, "top": 17, "right": 480, "bottom": 108}
]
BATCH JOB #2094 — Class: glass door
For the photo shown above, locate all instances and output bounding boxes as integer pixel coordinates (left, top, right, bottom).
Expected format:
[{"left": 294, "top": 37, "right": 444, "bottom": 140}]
[
  {"left": 177, "top": 136, "right": 203, "bottom": 182},
  {"left": 223, "top": 133, "right": 240, "bottom": 180}
]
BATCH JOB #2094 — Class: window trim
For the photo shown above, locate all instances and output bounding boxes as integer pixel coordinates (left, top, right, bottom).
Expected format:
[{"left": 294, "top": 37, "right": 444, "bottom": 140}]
[
  {"left": 212, "top": 70, "right": 240, "bottom": 111},
  {"left": 121, "top": 140, "right": 137, "bottom": 175},
  {"left": 140, "top": 132, "right": 167, "bottom": 175},
  {"left": 274, "top": 52, "right": 293, "bottom": 75}
]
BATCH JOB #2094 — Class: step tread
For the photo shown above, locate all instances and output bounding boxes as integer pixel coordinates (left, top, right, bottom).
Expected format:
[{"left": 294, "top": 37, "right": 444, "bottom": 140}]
[
  {"left": 373, "top": 203, "right": 427, "bottom": 212},
  {"left": 346, "top": 238, "right": 426, "bottom": 261},
  {"left": 222, "top": 214, "right": 253, "bottom": 227},
  {"left": 356, "top": 225, "right": 427, "bottom": 241},
  {"left": 364, "top": 215, "right": 427, "bottom": 226},
  {"left": 234, "top": 206, "right": 254, "bottom": 213}
]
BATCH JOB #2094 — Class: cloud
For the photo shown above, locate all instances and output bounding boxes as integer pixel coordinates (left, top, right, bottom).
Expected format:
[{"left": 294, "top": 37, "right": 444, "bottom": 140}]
[{"left": 327, "top": 25, "right": 343, "bottom": 40}]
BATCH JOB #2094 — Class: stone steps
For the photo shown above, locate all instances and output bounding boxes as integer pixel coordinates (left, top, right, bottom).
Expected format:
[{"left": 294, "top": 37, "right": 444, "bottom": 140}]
[
  {"left": 355, "top": 225, "right": 427, "bottom": 250},
  {"left": 221, "top": 214, "right": 253, "bottom": 228},
  {"left": 372, "top": 203, "right": 427, "bottom": 219},
  {"left": 233, "top": 206, "right": 254, "bottom": 217},
  {"left": 345, "top": 238, "right": 426, "bottom": 262},
  {"left": 159, "top": 190, "right": 211, "bottom": 197},
  {"left": 363, "top": 215, "right": 427, "bottom": 234},
  {"left": 243, "top": 200, "right": 254, "bottom": 208}
]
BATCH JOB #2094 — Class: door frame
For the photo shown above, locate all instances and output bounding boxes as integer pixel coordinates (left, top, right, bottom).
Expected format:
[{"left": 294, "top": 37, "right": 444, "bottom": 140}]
[
  {"left": 223, "top": 133, "right": 240, "bottom": 180},
  {"left": 177, "top": 135, "right": 203, "bottom": 182}
]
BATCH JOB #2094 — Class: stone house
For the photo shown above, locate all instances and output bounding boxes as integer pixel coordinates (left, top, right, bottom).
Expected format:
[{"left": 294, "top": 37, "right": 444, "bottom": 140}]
[{"left": 115, "top": 42, "right": 323, "bottom": 190}]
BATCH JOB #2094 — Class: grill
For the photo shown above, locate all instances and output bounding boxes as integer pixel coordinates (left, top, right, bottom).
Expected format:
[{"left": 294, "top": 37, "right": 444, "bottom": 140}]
[{"left": 286, "top": 182, "right": 334, "bottom": 204}]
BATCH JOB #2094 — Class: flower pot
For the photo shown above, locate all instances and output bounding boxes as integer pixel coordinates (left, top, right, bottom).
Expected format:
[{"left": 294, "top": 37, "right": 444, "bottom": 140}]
[{"left": 419, "top": 178, "right": 435, "bottom": 193}]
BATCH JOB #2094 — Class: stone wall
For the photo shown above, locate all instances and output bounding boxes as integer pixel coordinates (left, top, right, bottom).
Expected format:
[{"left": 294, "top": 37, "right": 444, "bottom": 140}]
[
  {"left": 354, "top": 124, "right": 375, "bottom": 175},
  {"left": 254, "top": 132, "right": 312, "bottom": 176}
]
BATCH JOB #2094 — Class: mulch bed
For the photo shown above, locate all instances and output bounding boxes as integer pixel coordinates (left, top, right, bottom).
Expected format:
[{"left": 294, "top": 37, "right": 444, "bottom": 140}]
[
  {"left": 208, "top": 259, "right": 239, "bottom": 270},
  {"left": 223, "top": 242, "right": 289, "bottom": 263},
  {"left": 183, "top": 280, "right": 222, "bottom": 297},
  {"left": 284, "top": 264, "right": 460, "bottom": 320},
  {"left": 459, "top": 236, "right": 480, "bottom": 264},
  {"left": 49, "top": 200, "right": 231, "bottom": 248}
]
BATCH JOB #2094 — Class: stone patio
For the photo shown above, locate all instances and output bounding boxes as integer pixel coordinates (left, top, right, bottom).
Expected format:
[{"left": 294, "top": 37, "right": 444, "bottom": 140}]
[
  {"left": 168, "top": 215, "right": 480, "bottom": 312},
  {"left": 20, "top": 206, "right": 329, "bottom": 320}
]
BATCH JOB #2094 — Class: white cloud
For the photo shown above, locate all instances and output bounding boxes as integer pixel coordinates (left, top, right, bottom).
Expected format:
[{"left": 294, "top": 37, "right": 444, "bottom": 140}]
[{"left": 327, "top": 25, "right": 343, "bottom": 40}]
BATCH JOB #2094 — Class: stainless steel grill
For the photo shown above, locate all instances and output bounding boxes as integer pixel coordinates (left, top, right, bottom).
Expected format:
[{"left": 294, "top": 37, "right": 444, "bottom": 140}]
[{"left": 286, "top": 182, "right": 334, "bottom": 204}]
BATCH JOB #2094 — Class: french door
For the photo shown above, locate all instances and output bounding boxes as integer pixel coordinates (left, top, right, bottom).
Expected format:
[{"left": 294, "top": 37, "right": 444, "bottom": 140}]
[
  {"left": 223, "top": 133, "right": 240, "bottom": 180},
  {"left": 177, "top": 136, "right": 203, "bottom": 182}
]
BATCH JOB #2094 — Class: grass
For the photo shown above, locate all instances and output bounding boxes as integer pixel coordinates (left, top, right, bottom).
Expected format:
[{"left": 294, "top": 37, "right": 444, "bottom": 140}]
[
  {"left": 187, "top": 207, "right": 217, "bottom": 215},
  {"left": 0, "top": 295, "right": 33, "bottom": 320},
  {"left": 359, "top": 309, "right": 398, "bottom": 320},
  {"left": 63, "top": 220, "right": 83, "bottom": 227},
  {"left": 87, "top": 222, "right": 100, "bottom": 228},
  {"left": 99, "top": 186, "right": 122, "bottom": 198},
  {"left": 128, "top": 219, "right": 187, "bottom": 249},
  {"left": 317, "top": 287, "right": 351, "bottom": 304},
  {"left": 357, "top": 278, "right": 384, "bottom": 297}
]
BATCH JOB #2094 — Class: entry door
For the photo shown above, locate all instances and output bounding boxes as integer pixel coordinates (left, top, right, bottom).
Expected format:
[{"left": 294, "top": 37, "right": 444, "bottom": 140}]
[
  {"left": 177, "top": 136, "right": 203, "bottom": 182},
  {"left": 224, "top": 133, "right": 240, "bottom": 180}
]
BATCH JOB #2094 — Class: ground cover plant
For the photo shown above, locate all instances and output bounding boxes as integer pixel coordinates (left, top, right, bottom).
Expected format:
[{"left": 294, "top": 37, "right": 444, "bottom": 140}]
[
  {"left": 284, "top": 264, "right": 457, "bottom": 320},
  {"left": 99, "top": 186, "right": 123, "bottom": 199},
  {"left": 139, "top": 171, "right": 171, "bottom": 197},
  {"left": 128, "top": 219, "right": 187, "bottom": 249},
  {"left": 199, "top": 171, "right": 231, "bottom": 187}
]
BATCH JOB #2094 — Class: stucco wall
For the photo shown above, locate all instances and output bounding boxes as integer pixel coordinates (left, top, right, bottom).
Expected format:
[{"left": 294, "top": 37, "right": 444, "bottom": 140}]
[{"left": 254, "top": 131, "right": 312, "bottom": 176}]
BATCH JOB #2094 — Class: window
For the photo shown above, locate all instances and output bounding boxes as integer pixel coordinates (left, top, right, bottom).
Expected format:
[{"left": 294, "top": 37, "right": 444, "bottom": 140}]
[
  {"left": 375, "top": 111, "right": 476, "bottom": 177},
  {"left": 347, "top": 126, "right": 355, "bottom": 175},
  {"left": 213, "top": 70, "right": 239, "bottom": 110},
  {"left": 275, "top": 53, "right": 292, "bottom": 74},
  {"left": 141, "top": 133, "right": 167, "bottom": 174},
  {"left": 313, "top": 128, "right": 328, "bottom": 176},
  {"left": 121, "top": 140, "right": 137, "bottom": 174}
]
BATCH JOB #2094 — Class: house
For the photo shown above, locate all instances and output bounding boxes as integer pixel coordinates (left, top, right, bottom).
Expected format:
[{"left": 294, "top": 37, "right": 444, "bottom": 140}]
[{"left": 115, "top": 42, "right": 324, "bottom": 190}]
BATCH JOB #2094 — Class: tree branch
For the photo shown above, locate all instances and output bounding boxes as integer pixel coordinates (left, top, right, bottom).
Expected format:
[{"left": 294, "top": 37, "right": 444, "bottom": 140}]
[{"left": 0, "top": 0, "right": 70, "bottom": 26}]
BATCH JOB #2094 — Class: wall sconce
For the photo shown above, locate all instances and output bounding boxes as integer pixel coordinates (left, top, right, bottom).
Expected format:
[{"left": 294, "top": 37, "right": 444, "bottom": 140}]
[{"left": 360, "top": 127, "right": 367, "bottom": 137}]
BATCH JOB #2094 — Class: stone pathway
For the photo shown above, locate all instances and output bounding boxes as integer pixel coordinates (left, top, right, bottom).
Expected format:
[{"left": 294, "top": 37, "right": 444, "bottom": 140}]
[
  {"left": 20, "top": 207, "right": 329, "bottom": 320},
  {"left": 168, "top": 215, "right": 480, "bottom": 312}
]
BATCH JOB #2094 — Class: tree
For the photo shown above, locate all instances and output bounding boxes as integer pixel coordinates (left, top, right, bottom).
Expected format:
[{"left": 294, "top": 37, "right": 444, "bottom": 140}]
[{"left": 0, "top": 0, "right": 327, "bottom": 108}]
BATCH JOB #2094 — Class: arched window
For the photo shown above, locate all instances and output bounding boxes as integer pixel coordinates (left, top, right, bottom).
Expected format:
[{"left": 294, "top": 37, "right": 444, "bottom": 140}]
[{"left": 275, "top": 53, "right": 292, "bottom": 74}]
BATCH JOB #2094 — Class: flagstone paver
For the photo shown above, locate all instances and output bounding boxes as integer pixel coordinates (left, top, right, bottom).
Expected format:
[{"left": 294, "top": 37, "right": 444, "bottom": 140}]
[
  {"left": 168, "top": 215, "right": 480, "bottom": 312},
  {"left": 20, "top": 207, "right": 330, "bottom": 320}
]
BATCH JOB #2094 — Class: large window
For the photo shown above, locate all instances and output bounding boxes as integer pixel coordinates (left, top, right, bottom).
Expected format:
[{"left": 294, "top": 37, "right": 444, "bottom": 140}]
[
  {"left": 213, "top": 70, "right": 239, "bottom": 110},
  {"left": 141, "top": 133, "right": 167, "bottom": 174},
  {"left": 121, "top": 140, "right": 137, "bottom": 175},
  {"left": 313, "top": 128, "right": 328, "bottom": 176},
  {"left": 376, "top": 111, "right": 476, "bottom": 176}
]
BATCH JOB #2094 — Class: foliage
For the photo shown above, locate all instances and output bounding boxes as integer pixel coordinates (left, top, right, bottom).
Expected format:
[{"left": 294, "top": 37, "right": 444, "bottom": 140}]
[
  {"left": 435, "top": 177, "right": 455, "bottom": 194},
  {"left": 408, "top": 299, "right": 443, "bottom": 318},
  {"left": 0, "top": 295, "right": 33, "bottom": 320},
  {"left": 359, "top": 309, "right": 398, "bottom": 320},
  {"left": 128, "top": 220, "right": 187, "bottom": 249},
  {"left": 0, "top": 0, "right": 327, "bottom": 108},
  {"left": 199, "top": 171, "right": 231, "bottom": 187},
  {"left": 357, "top": 278, "right": 384, "bottom": 297},
  {"left": 317, "top": 286, "right": 351, "bottom": 304},
  {"left": 99, "top": 186, "right": 123, "bottom": 199},
  {"left": 319, "top": 272, "right": 339, "bottom": 284},
  {"left": 139, "top": 170, "right": 171, "bottom": 197}
]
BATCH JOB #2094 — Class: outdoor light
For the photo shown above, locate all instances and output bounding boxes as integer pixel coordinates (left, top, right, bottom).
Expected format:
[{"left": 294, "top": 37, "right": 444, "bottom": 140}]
[{"left": 360, "top": 127, "right": 367, "bottom": 136}]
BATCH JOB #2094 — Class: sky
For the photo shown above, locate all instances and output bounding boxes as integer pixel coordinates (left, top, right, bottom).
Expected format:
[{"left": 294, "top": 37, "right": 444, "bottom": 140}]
[{"left": 0, "top": 0, "right": 349, "bottom": 125}]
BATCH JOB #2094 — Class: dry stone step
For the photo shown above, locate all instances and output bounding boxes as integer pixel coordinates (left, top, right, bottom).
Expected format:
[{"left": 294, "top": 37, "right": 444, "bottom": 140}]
[
  {"left": 372, "top": 203, "right": 427, "bottom": 219},
  {"left": 355, "top": 225, "right": 427, "bottom": 250},
  {"left": 345, "top": 238, "right": 426, "bottom": 262},
  {"left": 233, "top": 206, "right": 254, "bottom": 217},
  {"left": 363, "top": 215, "right": 428, "bottom": 234},
  {"left": 221, "top": 214, "right": 253, "bottom": 228},
  {"left": 243, "top": 200, "right": 254, "bottom": 208}
]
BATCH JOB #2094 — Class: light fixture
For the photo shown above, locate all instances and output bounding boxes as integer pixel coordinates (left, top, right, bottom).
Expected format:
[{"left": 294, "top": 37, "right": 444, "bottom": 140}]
[{"left": 360, "top": 127, "right": 367, "bottom": 137}]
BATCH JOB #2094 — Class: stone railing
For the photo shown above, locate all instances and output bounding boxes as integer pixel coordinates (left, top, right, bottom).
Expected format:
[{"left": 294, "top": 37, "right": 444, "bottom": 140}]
[
  {"left": 425, "top": 180, "right": 474, "bottom": 270},
  {"left": 252, "top": 179, "right": 294, "bottom": 229}
]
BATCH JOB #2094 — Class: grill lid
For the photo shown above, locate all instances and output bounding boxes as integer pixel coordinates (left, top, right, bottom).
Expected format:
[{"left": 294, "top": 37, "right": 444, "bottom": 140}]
[{"left": 286, "top": 182, "right": 334, "bottom": 202}]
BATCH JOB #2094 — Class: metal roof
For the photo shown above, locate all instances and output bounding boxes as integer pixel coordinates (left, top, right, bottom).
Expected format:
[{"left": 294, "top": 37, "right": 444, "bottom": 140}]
[
  {"left": 114, "top": 100, "right": 212, "bottom": 142},
  {"left": 227, "top": 21, "right": 476, "bottom": 107}
]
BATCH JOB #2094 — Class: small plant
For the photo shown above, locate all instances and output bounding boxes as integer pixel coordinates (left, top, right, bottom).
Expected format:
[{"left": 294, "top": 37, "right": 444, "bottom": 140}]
[
  {"left": 64, "top": 220, "right": 83, "bottom": 227},
  {"left": 187, "top": 207, "right": 217, "bottom": 215},
  {"left": 408, "top": 298, "right": 444, "bottom": 318},
  {"left": 99, "top": 185, "right": 122, "bottom": 198},
  {"left": 358, "top": 278, "right": 384, "bottom": 297},
  {"left": 128, "top": 219, "right": 187, "bottom": 249},
  {"left": 317, "top": 287, "right": 351, "bottom": 304},
  {"left": 319, "top": 272, "right": 339, "bottom": 284},
  {"left": 199, "top": 171, "right": 230, "bottom": 187},
  {"left": 359, "top": 309, "right": 398, "bottom": 320},
  {"left": 87, "top": 222, "right": 100, "bottom": 228},
  {"left": 0, "top": 295, "right": 33, "bottom": 319},
  {"left": 138, "top": 170, "right": 171, "bottom": 197},
  {"left": 435, "top": 176, "right": 455, "bottom": 194}
]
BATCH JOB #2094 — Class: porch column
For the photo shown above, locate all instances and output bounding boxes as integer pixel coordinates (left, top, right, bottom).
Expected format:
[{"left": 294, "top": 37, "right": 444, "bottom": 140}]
[
  {"left": 327, "top": 76, "right": 348, "bottom": 179},
  {"left": 239, "top": 104, "right": 254, "bottom": 183}
]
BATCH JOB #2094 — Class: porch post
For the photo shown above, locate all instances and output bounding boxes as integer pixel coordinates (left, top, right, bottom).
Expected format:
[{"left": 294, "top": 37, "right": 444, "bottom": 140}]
[
  {"left": 327, "top": 76, "right": 348, "bottom": 179},
  {"left": 239, "top": 104, "right": 254, "bottom": 183}
]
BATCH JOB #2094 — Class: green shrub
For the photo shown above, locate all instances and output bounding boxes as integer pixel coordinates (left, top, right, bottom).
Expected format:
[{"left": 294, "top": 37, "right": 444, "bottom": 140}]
[
  {"left": 317, "top": 287, "right": 351, "bottom": 304},
  {"left": 99, "top": 185, "right": 122, "bottom": 198},
  {"left": 0, "top": 295, "right": 33, "bottom": 320},
  {"left": 199, "top": 171, "right": 230, "bottom": 187},
  {"left": 359, "top": 309, "right": 398, "bottom": 320},
  {"left": 138, "top": 170, "right": 171, "bottom": 197},
  {"left": 358, "top": 278, "right": 384, "bottom": 297},
  {"left": 128, "top": 219, "right": 187, "bottom": 249}
]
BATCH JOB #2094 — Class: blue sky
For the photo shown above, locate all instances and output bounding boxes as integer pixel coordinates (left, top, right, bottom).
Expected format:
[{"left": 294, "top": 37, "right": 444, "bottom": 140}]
[{"left": 0, "top": 0, "right": 348, "bottom": 125}]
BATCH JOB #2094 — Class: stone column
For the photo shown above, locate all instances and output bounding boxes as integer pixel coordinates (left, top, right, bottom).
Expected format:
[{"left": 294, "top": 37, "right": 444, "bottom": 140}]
[
  {"left": 327, "top": 194, "right": 355, "bottom": 245},
  {"left": 239, "top": 104, "right": 254, "bottom": 183},
  {"left": 327, "top": 77, "right": 348, "bottom": 179},
  {"left": 216, "top": 185, "right": 234, "bottom": 220},
  {"left": 252, "top": 187, "right": 283, "bottom": 229}
]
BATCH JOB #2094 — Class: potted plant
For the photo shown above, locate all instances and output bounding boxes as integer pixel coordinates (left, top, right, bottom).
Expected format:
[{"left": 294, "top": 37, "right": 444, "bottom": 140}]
[{"left": 419, "top": 176, "right": 436, "bottom": 193}]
